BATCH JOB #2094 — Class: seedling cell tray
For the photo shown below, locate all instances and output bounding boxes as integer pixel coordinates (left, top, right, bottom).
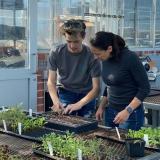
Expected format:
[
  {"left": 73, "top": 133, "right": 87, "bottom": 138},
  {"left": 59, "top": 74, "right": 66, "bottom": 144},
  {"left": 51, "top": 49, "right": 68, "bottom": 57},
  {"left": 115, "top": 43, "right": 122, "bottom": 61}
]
[
  {"left": 43, "top": 112, "right": 98, "bottom": 134},
  {"left": 33, "top": 140, "right": 159, "bottom": 160},
  {"left": 0, "top": 127, "right": 63, "bottom": 142},
  {"left": 95, "top": 127, "right": 126, "bottom": 144},
  {"left": 95, "top": 127, "right": 160, "bottom": 152},
  {"left": 33, "top": 146, "right": 65, "bottom": 160}
]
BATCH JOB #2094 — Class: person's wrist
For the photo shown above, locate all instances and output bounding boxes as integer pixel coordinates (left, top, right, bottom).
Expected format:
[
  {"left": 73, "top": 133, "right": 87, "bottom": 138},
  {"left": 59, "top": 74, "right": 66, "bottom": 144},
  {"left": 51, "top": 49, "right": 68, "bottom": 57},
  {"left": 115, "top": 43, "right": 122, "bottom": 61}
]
[{"left": 125, "top": 105, "right": 133, "bottom": 114}]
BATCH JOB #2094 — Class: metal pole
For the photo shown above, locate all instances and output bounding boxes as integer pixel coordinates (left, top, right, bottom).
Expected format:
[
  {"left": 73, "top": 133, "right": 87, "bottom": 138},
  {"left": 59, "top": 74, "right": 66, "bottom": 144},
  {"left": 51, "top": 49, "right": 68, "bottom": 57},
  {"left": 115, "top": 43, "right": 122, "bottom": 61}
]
[{"left": 152, "top": 0, "right": 156, "bottom": 48}]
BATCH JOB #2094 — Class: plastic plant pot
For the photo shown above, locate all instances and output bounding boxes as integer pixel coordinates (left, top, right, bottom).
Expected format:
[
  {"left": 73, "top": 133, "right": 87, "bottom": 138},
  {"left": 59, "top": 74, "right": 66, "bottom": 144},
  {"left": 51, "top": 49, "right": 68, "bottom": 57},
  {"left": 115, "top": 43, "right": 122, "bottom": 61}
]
[{"left": 125, "top": 138, "right": 145, "bottom": 157}]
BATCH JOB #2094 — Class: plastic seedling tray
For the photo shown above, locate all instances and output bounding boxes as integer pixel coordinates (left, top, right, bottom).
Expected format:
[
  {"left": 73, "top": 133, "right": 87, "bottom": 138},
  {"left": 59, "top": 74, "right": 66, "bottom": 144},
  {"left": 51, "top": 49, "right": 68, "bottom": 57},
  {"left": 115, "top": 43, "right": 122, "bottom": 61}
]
[
  {"left": 32, "top": 137, "right": 159, "bottom": 160},
  {"left": 0, "top": 127, "right": 64, "bottom": 143},
  {"left": 43, "top": 112, "right": 98, "bottom": 134},
  {"left": 95, "top": 127, "right": 160, "bottom": 152},
  {"left": 33, "top": 146, "right": 65, "bottom": 160},
  {"left": 95, "top": 127, "right": 126, "bottom": 144}
]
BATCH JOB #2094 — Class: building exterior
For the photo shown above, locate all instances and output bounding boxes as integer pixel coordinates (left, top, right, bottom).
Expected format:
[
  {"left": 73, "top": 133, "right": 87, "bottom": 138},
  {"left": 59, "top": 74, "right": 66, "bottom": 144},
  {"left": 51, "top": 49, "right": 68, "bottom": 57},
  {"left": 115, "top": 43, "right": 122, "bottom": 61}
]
[{"left": 0, "top": 0, "right": 160, "bottom": 112}]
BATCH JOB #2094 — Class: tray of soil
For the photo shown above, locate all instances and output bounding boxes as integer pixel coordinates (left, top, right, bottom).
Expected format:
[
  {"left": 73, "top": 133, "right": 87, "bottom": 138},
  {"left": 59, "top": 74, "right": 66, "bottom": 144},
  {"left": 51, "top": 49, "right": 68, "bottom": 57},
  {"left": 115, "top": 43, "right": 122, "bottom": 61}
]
[
  {"left": 95, "top": 127, "right": 160, "bottom": 152},
  {"left": 94, "top": 127, "right": 127, "bottom": 144},
  {"left": 32, "top": 132, "right": 129, "bottom": 160},
  {"left": 42, "top": 112, "right": 98, "bottom": 134},
  {"left": 0, "top": 107, "right": 64, "bottom": 142},
  {"left": 33, "top": 132, "right": 159, "bottom": 160},
  {"left": 0, "top": 127, "right": 64, "bottom": 142}
]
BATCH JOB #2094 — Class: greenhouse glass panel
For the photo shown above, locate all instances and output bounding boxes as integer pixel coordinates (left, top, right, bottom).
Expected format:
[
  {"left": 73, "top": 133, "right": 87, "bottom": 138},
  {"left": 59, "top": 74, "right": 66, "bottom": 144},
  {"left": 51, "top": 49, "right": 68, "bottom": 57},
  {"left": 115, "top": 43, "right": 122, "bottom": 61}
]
[
  {"left": 0, "top": 0, "right": 28, "bottom": 68},
  {"left": 155, "top": 0, "right": 160, "bottom": 47}
]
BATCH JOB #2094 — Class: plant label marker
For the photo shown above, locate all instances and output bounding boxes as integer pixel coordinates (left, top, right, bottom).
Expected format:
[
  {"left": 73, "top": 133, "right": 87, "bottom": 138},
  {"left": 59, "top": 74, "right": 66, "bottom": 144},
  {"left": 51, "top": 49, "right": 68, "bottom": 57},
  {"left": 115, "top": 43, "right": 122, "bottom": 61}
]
[
  {"left": 77, "top": 148, "right": 82, "bottom": 160},
  {"left": 29, "top": 108, "right": 32, "bottom": 117},
  {"left": 18, "top": 122, "right": 22, "bottom": 135},
  {"left": 143, "top": 134, "right": 149, "bottom": 146},
  {"left": 47, "top": 141, "right": 53, "bottom": 156},
  {"left": 115, "top": 127, "right": 121, "bottom": 140},
  {"left": 2, "top": 120, "right": 7, "bottom": 132}
]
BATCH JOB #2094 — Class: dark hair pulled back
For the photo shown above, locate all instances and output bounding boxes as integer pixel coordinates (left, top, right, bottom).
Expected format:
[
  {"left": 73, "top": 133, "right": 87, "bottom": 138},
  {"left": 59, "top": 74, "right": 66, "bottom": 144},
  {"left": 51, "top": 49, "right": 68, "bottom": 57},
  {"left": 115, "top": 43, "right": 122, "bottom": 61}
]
[{"left": 90, "top": 31, "right": 126, "bottom": 59}]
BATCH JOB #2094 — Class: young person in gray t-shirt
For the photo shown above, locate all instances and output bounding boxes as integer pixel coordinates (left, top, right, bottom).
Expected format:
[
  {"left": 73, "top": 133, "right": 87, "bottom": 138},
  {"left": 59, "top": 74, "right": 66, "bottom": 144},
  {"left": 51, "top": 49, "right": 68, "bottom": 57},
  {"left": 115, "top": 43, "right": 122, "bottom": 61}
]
[{"left": 47, "top": 19, "right": 101, "bottom": 117}]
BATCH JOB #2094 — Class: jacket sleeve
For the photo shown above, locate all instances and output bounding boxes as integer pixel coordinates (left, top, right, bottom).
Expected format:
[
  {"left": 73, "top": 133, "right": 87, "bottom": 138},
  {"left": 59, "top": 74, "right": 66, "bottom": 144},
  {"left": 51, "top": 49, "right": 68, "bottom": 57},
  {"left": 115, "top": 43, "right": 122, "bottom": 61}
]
[{"left": 129, "top": 53, "right": 150, "bottom": 101}]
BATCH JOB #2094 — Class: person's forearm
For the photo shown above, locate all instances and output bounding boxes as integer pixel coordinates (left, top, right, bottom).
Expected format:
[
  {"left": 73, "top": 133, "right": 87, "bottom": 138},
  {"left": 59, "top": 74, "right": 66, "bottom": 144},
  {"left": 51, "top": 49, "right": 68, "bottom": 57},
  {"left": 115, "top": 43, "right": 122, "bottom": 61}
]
[
  {"left": 99, "top": 96, "right": 108, "bottom": 109},
  {"left": 127, "top": 97, "right": 141, "bottom": 110},
  {"left": 77, "top": 77, "right": 100, "bottom": 107},
  {"left": 77, "top": 86, "right": 100, "bottom": 108},
  {"left": 47, "top": 81, "right": 59, "bottom": 105}
]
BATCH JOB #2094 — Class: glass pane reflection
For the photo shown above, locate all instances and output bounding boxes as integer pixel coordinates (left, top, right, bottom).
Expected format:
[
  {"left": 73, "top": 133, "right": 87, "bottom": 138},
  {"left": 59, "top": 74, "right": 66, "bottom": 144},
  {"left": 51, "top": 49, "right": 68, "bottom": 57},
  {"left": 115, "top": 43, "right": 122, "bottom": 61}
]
[{"left": 0, "top": 0, "right": 28, "bottom": 68}]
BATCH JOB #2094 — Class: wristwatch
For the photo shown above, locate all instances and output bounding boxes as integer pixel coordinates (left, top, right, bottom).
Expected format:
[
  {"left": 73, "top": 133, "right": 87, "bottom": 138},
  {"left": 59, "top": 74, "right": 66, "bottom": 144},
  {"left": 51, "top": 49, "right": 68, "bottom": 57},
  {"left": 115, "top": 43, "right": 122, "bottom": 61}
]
[{"left": 125, "top": 106, "right": 133, "bottom": 114}]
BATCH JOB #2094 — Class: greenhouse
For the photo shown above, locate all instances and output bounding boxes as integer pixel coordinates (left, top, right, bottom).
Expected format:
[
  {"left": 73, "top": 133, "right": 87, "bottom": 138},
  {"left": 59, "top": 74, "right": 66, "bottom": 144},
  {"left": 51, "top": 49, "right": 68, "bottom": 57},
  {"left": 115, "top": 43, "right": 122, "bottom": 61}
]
[{"left": 0, "top": 0, "right": 160, "bottom": 159}]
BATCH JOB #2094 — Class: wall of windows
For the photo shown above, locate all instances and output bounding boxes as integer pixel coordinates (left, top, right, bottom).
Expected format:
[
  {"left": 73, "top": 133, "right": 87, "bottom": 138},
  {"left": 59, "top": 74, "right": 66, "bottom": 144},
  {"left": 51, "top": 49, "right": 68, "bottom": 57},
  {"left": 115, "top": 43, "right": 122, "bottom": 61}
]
[
  {"left": 155, "top": 0, "right": 160, "bottom": 47},
  {"left": 37, "top": 0, "right": 123, "bottom": 50},
  {"left": 37, "top": 0, "right": 160, "bottom": 50},
  {"left": 123, "top": 0, "right": 160, "bottom": 48},
  {"left": 0, "top": 0, "right": 28, "bottom": 68}
]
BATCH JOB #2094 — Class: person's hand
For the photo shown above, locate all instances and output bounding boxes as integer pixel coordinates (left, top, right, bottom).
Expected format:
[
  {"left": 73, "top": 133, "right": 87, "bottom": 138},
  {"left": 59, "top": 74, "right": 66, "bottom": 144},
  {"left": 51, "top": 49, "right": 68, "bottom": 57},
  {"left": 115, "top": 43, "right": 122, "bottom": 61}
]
[
  {"left": 63, "top": 103, "right": 82, "bottom": 114},
  {"left": 51, "top": 101, "right": 64, "bottom": 113},
  {"left": 113, "top": 109, "right": 130, "bottom": 124},
  {"left": 96, "top": 107, "right": 105, "bottom": 121}
]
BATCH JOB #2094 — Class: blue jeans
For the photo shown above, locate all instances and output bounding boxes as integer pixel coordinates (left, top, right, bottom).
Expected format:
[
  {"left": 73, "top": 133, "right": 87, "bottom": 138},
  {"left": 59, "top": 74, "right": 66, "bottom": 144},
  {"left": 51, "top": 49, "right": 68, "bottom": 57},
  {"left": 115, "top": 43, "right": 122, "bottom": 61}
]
[
  {"left": 58, "top": 87, "right": 96, "bottom": 117},
  {"left": 105, "top": 104, "right": 144, "bottom": 130}
]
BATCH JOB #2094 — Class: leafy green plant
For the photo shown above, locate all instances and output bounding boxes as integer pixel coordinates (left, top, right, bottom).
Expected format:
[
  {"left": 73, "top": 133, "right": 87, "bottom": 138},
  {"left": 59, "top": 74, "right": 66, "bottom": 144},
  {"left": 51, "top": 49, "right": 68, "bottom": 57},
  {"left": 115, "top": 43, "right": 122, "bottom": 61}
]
[
  {"left": 127, "top": 127, "right": 160, "bottom": 147},
  {"left": 127, "top": 129, "right": 144, "bottom": 139},
  {"left": 22, "top": 117, "right": 46, "bottom": 132},
  {"left": 0, "top": 105, "right": 46, "bottom": 133},
  {"left": 0, "top": 105, "right": 26, "bottom": 131},
  {"left": 38, "top": 131, "right": 113, "bottom": 160}
]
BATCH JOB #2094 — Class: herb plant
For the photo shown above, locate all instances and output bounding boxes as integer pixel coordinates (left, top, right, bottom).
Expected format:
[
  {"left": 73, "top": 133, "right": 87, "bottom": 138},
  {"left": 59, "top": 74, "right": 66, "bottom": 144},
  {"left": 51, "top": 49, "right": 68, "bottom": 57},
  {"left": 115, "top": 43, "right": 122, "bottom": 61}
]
[
  {"left": 127, "top": 127, "right": 160, "bottom": 147},
  {"left": 0, "top": 105, "right": 46, "bottom": 133},
  {"left": 39, "top": 131, "right": 113, "bottom": 160}
]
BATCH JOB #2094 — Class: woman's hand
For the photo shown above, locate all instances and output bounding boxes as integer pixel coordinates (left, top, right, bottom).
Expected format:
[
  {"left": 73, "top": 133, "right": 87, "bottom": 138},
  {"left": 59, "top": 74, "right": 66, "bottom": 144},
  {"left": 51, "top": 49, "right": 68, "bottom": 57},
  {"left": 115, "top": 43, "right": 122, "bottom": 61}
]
[
  {"left": 96, "top": 107, "right": 105, "bottom": 121},
  {"left": 113, "top": 109, "right": 130, "bottom": 124}
]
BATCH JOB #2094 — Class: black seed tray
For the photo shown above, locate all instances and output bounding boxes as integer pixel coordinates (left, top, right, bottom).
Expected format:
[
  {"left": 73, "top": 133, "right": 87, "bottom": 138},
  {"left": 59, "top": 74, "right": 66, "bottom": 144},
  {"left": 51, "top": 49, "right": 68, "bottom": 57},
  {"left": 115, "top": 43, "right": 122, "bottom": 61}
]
[
  {"left": 0, "top": 127, "right": 64, "bottom": 143},
  {"left": 43, "top": 114, "right": 98, "bottom": 134},
  {"left": 95, "top": 127, "right": 160, "bottom": 153},
  {"left": 33, "top": 146, "right": 65, "bottom": 160},
  {"left": 33, "top": 142, "right": 160, "bottom": 160}
]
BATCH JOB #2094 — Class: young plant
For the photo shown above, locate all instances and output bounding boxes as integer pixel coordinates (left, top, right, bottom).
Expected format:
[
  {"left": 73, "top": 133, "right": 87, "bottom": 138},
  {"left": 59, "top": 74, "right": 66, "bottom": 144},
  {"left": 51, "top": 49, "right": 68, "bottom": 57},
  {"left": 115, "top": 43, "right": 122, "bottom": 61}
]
[
  {"left": 127, "top": 127, "right": 160, "bottom": 147},
  {"left": 0, "top": 105, "right": 46, "bottom": 133},
  {"left": 39, "top": 131, "right": 114, "bottom": 160}
]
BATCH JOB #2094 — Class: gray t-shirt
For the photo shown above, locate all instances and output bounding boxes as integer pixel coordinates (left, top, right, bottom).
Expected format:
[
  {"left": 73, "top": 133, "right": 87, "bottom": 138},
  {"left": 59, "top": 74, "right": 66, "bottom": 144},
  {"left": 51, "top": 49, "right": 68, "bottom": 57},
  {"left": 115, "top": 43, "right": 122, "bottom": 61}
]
[{"left": 48, "top": 44, "right": 101, "bottom": 93}]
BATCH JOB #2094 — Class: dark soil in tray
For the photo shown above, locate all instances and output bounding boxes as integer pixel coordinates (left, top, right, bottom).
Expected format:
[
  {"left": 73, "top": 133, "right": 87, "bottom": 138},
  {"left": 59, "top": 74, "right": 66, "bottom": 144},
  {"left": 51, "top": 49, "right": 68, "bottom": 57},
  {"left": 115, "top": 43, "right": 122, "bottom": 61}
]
[
  {"left": 43, "top": 112, "right": 93, "bottom": 126},
  {"left": 43, "top": 112, "right": 98, "bottom": 134},
  {"left": 94, "top": 127, "right": 127, "bottom": 142},
  {"left": 22, "top": 127, "right": 61, "bottom": 138},
  {"left": 0, "top": 127, "right": 63, "bottom": 142}
]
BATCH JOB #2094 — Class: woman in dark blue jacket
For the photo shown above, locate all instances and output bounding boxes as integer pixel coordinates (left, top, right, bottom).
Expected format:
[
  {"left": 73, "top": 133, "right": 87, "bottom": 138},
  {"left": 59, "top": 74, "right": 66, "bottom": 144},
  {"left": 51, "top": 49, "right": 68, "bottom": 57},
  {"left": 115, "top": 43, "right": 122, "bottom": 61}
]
[{"left": 90, "top": 31, "right": 150, "bottom": 130}]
